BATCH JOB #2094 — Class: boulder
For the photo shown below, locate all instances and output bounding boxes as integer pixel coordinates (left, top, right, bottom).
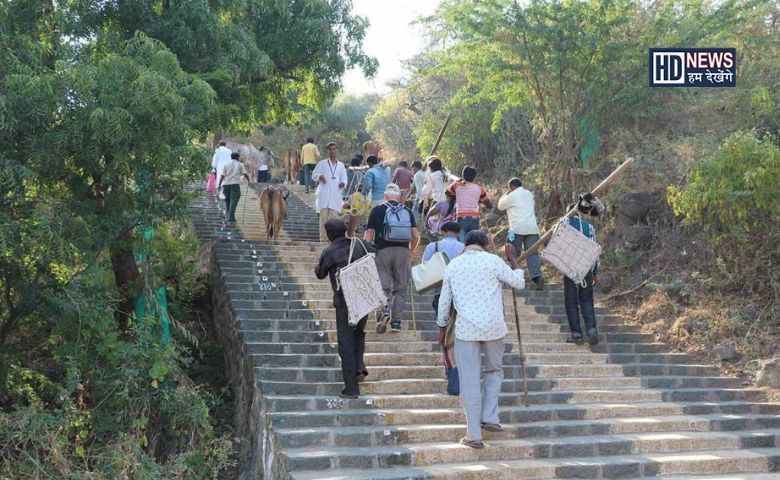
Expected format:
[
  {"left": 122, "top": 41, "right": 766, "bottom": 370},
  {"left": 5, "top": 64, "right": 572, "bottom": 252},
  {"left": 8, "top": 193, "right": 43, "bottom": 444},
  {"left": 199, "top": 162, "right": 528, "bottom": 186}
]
[
  {"left": 616, "top": 192, "right": 654, "bottom": 223},
  {"left": 596, "top": 273, "right": 615, "bottom": 293},
  {"left": 623, "top": 225, "right": 654, "bottom": 250},
  {"left": 714, "top": 343, "right": 740, "bottom": 362},
  {"left": 756, "top": 357, "right": 780, "bottom": 388}
]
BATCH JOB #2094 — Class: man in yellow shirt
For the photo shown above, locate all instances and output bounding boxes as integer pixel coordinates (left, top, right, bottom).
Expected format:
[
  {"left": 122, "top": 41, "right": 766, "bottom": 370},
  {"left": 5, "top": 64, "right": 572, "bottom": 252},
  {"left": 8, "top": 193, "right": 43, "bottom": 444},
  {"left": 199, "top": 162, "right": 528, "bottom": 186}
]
[{"left": 300, "top": 136, "right": 320, "bottom": 193}]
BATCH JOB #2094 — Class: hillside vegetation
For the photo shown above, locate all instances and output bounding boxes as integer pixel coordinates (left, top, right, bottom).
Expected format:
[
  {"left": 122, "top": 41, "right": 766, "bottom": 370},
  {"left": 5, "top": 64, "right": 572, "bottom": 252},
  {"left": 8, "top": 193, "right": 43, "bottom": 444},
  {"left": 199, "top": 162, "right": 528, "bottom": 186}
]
[{"left": 0, "top": 1, "right": 373, "bottom": 477}]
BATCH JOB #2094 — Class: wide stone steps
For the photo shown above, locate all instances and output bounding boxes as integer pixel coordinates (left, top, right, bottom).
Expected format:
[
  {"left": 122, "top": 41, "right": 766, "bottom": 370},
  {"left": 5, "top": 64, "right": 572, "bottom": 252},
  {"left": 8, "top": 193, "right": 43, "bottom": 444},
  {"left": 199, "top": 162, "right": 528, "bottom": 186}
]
[
  {"left": 251, "top": 363, "right": 723, "bottom": 382},
  {"left": 249, "top": 351, "right": 706, "bottom": 367},
  {"left": 263, "top": 390, "right": 771, "bottom": 412},
  {"left": 275, "top": 410, "right": 780, "bottom": 448},
  {"left": 268, "top": 404, "right": 780, "bottom": 432},
  {"left": 257, "top": 376, "right": 742, "bottom": 396},
  {"left": 290, "top": 447, "right": 780, "bottom": 479},
  {"left": 282, "top": 430, "right": 780, "bottom": 472},
  {"left": 187, "top": 184, "right": 780, "bottom": 479}
]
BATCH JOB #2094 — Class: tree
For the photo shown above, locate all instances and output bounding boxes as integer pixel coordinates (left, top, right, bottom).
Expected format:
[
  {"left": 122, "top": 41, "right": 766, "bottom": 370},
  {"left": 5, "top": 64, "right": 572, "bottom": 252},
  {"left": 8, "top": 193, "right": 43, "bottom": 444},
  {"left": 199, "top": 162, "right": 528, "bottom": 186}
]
[
  {"left": 73, "top": 0, "right": 378, "bottom": 135},
  {"left": 422, "top": 0, "right": 748, "bottom": 216}
]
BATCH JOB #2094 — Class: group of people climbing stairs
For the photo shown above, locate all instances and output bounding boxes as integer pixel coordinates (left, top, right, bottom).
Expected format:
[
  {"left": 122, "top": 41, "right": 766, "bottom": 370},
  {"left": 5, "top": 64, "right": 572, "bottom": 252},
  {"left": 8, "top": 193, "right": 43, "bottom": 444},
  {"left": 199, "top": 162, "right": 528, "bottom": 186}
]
[{"left": 190, "top": 183, "right": 780, "bottom": 480}]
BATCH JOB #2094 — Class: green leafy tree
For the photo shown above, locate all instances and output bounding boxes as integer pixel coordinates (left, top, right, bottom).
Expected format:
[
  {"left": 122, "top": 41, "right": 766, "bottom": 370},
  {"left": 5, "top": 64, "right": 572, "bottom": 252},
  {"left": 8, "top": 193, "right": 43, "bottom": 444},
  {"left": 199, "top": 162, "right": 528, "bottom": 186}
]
[
  {"left": 73, "top": 0, "right": 378, "bottom": 136},
  {"left": 421, "top": 0, "right": 748, "bottom": 216},
  {"left": 668, "top": 131, "right": 780, "bottom": 240}
]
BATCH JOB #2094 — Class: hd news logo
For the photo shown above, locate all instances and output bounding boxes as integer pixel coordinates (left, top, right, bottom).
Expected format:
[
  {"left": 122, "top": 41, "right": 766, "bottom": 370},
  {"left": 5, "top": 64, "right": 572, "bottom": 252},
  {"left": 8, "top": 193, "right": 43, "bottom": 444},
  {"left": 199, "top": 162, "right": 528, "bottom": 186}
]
[{"left": 649, "top": 48, "right": 736, "bottom": 87}]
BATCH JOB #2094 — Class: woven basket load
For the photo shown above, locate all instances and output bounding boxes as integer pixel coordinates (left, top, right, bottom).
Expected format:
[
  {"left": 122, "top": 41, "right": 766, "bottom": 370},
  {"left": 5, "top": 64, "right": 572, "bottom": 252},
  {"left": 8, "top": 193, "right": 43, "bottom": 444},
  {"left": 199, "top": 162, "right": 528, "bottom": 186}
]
[
  {"left": 337, "top": 240, "right": 387, "bottom": 326},
  {"left": 541, "top": 217, "right": 602, "bottom": 286}
]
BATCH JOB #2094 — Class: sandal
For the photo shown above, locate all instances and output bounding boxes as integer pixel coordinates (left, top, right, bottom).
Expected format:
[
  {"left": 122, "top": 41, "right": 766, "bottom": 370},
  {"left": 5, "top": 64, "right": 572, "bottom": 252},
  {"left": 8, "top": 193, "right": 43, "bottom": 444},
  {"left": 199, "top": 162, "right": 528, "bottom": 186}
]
[
  {"left": 481, "top": 423, "right": 504, "bottom": 432},
  {"left": 339, "top": 389, "right": 359, "bottom": 400},
  {"left": 459, "top": 437, "right": 485, "bottom": 449}
]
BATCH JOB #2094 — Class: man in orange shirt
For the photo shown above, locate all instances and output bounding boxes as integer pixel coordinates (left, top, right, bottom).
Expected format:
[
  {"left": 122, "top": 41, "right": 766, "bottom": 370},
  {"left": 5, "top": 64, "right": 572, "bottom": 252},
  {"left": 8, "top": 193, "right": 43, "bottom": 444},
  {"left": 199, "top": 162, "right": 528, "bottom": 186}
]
[{"left": 446, "top": 166, "right": 492, "bottom": 242}]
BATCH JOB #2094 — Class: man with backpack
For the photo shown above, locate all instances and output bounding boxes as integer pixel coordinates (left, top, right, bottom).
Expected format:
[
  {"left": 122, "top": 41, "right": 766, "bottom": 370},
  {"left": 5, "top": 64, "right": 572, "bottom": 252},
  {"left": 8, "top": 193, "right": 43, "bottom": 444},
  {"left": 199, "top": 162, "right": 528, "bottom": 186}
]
[{"left": 364, "top": 183, "right": 420, "bottom": 333}]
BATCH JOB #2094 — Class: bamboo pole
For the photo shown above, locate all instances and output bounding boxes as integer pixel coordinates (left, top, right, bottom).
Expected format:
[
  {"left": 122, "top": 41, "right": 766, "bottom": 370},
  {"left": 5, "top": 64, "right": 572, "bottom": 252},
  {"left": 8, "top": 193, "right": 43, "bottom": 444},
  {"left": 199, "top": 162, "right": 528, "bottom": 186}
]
[
  {"left": 517, "top": 157, "right": 635, "bottom": 263},
  {"left": 428, "top": 111, "right": 453, "bottom": 158}
]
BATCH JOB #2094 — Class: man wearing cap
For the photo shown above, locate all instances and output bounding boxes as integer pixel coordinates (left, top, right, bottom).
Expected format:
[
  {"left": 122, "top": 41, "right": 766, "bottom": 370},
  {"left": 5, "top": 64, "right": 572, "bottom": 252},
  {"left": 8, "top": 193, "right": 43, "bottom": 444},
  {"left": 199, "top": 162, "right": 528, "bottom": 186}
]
[
  {"left": 364, "top": 183, "right": 419, "bottom": 333},
  {"left": 312, "top": 142, "right": 348, "bottom": 242},
  {"left": 563, "top": 192, "right": 605, "bottom": 346}
]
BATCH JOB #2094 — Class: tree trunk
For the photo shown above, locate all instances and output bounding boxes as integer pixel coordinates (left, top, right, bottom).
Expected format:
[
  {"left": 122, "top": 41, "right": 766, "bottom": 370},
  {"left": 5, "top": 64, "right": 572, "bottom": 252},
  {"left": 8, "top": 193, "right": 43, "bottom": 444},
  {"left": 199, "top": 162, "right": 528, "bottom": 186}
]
[
  {"left": 111, "top": 233, "right": 140, "bottom": 328},
  {"left": 212, "top": 132, "right": 223, "bottom": 149},
  {"left": 545, "top": 187, "right": 565, "bottom": 220}
]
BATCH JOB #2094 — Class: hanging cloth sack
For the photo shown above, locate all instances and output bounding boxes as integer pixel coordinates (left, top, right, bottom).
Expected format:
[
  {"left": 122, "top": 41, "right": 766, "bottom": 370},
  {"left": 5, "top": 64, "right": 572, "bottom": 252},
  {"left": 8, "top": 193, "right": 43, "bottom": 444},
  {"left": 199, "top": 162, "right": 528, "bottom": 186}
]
[
  {"left": 541, "top": 215, "right": 602, "bottom": 286},
  {"left": 206, "top": 172, "right": 217, "bottom": 193},
  {"left": 411, "top": 241, "right": 450, "bottom": 293},
  {"left": 336, "top": 238, "right": 388, "bottom": 326}
]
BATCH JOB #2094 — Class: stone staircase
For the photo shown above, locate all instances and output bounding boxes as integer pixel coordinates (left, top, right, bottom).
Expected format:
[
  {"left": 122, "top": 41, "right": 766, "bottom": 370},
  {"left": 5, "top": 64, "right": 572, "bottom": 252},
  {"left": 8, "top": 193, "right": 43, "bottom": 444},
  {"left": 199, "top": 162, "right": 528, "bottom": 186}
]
[{"left": 190, "top": 184, "right": 780, "bottom": 479}]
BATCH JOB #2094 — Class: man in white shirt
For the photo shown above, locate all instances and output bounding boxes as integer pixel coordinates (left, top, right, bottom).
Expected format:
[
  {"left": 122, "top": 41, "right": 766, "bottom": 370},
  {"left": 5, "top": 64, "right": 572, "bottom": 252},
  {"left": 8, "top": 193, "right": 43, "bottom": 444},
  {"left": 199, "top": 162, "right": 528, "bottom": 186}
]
[
  {"left": 312, "top": 142, "right": 348, "bottom": 241},
  {"left": 211, "top": 141, "right": 232, "bottom": 199},
  {"left": 217, "top": 152, "right": 250, "bottom": 222},
  {"left": 410, "top": 160, "right": 426, "bottom": 224},
  {"left": 497, "top": 177, "right": 544, "bottom": 289},
  {"left": 436, "top": 230, "right": 525, "bottom": 449},
  {"left": 257, "top": 146, "right": 273, "bottom": 183}
]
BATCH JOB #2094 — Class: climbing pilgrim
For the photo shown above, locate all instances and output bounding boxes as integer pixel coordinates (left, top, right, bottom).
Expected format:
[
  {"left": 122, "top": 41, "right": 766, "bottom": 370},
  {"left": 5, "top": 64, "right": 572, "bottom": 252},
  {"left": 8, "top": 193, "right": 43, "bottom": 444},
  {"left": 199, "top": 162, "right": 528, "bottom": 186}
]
[
  {"left": 312, "top": 142, "right": 348, "bottom": 242},
  {"left": 446, "top": 165, "right": 492, "bottom": 242},
  {"left": 315, "top": 219, "right": 373, "bottom": 399},
  {"left": 211, "top": 140, "right": 232, "bottom": 199},
  {"left": 436, "top": 230, "right": 525, "bottom": 449},
  {"left": 561, "top": 193, "right": 605, "bottom": 345},
  {"left": 364, "top": 183, "right": 419, "bottom": 333},
  {"left": 217, "top": 152, "right": 250, "bottom": 223},
  {"left": 498, "top": 177, "right": 545, "bottom": 289}
]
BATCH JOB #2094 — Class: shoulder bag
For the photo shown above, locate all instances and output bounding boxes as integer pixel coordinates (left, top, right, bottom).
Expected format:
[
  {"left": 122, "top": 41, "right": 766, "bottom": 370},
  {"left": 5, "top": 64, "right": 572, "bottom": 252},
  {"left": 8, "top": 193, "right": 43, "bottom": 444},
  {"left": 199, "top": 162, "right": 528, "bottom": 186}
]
[{"left": 411, "top": 241, "right": 450, "bottom": 293}]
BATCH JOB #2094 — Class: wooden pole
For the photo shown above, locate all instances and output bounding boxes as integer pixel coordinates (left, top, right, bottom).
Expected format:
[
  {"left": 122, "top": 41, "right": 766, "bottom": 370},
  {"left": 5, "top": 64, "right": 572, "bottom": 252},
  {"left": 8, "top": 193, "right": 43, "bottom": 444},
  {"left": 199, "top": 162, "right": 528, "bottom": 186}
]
[
  {"left": 428, "top": 111, "right": 453, "bottom": 157},
  {"left": 421, "top": 111, "right": 455, "bottom": 225},
  {"left": 511, "top": 291, "right": 530, "bottom": 407},
  {"left": 517, "top": 157, "right": 635, "bottom": 263}
]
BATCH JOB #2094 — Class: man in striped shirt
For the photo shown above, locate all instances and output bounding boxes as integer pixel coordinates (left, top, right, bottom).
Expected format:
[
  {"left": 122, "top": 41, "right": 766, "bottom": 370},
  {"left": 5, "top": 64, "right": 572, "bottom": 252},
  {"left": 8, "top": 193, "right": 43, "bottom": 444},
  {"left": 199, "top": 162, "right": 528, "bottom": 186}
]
[{"left": 446, "top": 166, "right": 492, "bottom": 242}]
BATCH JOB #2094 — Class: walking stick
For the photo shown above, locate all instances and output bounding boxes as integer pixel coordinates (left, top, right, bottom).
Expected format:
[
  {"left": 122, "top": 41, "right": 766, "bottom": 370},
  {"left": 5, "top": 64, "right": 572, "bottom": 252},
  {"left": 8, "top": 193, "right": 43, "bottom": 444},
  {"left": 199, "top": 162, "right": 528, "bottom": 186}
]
[
  {"left": 410, "top": 273, "right": 417, "bottom": 332},
  {"left": 240, "top": 182, "right": 248, "bottom": 228},
  {"left": 517, "top": 158, "right": 635, "bottom": 263},
  {"left": 511, "top": 289, "right": 531, "bottom": 407}
]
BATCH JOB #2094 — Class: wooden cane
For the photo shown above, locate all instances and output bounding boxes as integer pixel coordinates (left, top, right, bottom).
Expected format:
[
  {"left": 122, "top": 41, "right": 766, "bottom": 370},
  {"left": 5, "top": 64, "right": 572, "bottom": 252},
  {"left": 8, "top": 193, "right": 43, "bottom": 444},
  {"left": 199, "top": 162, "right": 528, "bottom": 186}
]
[
  {"left": 517, "top": 157, "right": 635, "bottom": 263},
  {"left": 511, "top": 290, "right": 531, "bottom": 407},
  {"left": 410, "top": 273, "right": 417, "bottom": 332}
]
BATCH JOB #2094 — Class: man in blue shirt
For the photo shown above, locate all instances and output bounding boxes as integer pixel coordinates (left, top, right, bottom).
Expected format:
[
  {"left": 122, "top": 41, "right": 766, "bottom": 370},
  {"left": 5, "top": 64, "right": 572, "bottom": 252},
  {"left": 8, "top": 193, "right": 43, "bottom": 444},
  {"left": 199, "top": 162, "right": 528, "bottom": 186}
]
[
  {"left": 563, "top": 193, "right": 604, "bottom": 346},
  {"left": 363, "top": 155, "right": 389, "bottom": 207},
  {"left": 422, "top": 221, "right": 465, "bottom": 395}
]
